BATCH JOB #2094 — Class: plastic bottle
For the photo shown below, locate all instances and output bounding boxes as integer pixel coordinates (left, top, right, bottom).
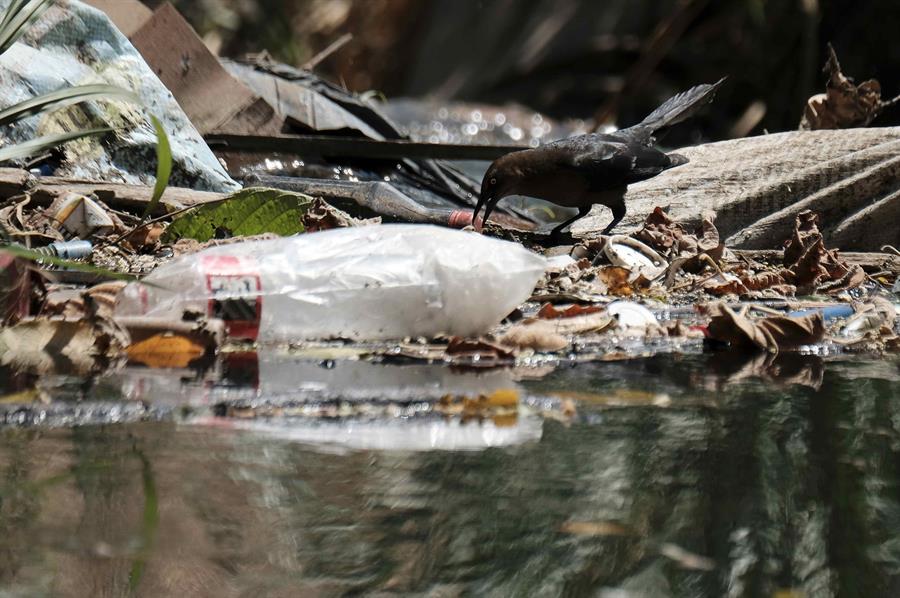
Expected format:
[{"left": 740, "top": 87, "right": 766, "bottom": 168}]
[{"left": 116, "top": 224, "right": 547, "bottom": 342}]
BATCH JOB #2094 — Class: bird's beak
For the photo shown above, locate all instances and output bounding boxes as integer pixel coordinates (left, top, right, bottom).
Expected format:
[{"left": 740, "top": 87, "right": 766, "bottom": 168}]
[
  {"left": 481, "top": 196, "right": 500, "bottom": 230},
  {"left": 472, "top": 194, "right": 491, "bottom": 229}
]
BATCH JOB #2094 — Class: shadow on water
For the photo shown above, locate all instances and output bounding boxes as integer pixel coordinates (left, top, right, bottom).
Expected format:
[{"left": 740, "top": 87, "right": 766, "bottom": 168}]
[{"left": 1, "top": 352, "right": 899, "bottom": 596}]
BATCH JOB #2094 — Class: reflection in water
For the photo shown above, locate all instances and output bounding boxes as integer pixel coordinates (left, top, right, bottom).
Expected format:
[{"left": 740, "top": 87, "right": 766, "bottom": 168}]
[{"left": 1, "top": 354, "right": 900, "bottom": 596}]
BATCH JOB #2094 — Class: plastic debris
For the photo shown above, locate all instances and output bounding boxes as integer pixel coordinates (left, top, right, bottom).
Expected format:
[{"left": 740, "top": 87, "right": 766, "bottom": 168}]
[
  {"left": 116, "top": 225, "right": 547, "bottom": 342},
  {"left": 602, "top": 235, "right": 667, "bottom": 280},
  {"left": 608, "top": 301, "right": 658, "bottom": 332},
  {"left": 36, "top": 240, "right": 94, "bottom": 260},
  {"left": 0, "top": 1, "right": 236, "bottom": 190},
  {"left": 47, "top": 193, "right": 116, "bottom": 238}
]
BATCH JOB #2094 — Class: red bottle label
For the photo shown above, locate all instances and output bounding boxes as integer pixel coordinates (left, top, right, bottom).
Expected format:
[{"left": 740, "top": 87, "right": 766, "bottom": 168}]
[{"left": 202, "top": 255, "right": 262, "bottom": 340}]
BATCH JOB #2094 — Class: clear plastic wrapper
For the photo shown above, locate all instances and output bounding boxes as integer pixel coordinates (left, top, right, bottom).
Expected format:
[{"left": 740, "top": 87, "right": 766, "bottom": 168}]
[{"left": 116, "top": 224, "right": 547, "bottom": 342}]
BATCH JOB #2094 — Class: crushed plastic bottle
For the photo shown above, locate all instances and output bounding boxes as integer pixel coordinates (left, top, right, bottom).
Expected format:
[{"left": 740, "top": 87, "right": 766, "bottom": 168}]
[{"left": 116, "top": 225, "right": 547, "bottom": 342}]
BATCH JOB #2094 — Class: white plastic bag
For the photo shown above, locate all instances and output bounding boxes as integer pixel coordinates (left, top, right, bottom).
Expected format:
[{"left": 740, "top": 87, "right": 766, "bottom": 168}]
[{"left": 116, "top": 224, "right": 547, "bottom": 342}]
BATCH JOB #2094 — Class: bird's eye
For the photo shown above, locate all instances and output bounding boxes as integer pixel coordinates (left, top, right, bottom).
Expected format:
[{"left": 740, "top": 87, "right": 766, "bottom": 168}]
[{"left": 490, "top": 177, "right": 497, "bottom": 185}]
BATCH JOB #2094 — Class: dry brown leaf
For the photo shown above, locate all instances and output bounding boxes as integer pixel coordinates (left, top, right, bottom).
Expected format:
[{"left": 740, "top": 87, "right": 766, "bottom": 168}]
[
  {"left": 551, "top": 312, "right": 615, "bottom": 335},
  {"left": 703, "top": 276, "right": 750, "bottom": 297},
  {"left": 781, "top": 211, "right": 865, "bottom": 294},
  {"left": 596, "top": 266, "right": 634, "bottom": 296},
  {"left": 501, "top": 312, "right": 614, "bottom": 352},
  {"left": 707, "top": 303, "right": 825, "bottom": 353},
  {"left": 0, "top": 316, "right": 128, "bottom": 375},
  {"left": 537, "top": 303, "right": 604, "bottom": 319},
  {"left": 445, "top": 337, "right": 515, "bottom": 361},
  {"left": 0, "top": 254, "right": 31, "bottom": 325},
  {"left": 43, "top": 281, "right": 126, "bottom": 319},
  {"left": 499, "top": 321, "right": 568, "bottom": 352},
  {"left": 126, "top": 333, "right": 207, "bottom": 368},
  {"left": 800, "top": 44, "right": 899, "bottom": 130},
  {"left": 301, "top": 198, "right": 380, "bottom": 232},
  {"left": 741, "top": 271, "right": 791, "bottom": 292},
  {"left": 635, "top": 209, "right": 725, "bottom": 287},
  {"left": 123, "top": 223, "right": 166, "bottom": 251}
]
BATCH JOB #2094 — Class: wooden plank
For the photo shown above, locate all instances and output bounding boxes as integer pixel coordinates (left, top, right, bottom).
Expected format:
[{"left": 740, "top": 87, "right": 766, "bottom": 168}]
[{"left": 0, "top": 168, "right": 225, "bottom": 215}]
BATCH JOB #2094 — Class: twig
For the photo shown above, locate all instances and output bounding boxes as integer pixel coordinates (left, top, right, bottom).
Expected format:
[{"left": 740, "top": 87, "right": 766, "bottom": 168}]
[
  {"left": 99, "top": 196, "right": 228, "bottom": 249},
  {"left": 880, "top": 93, "right": 900, "bottom": 111},
  {"left": 302, "top": 33, "right": 353, "bottom": 71}
]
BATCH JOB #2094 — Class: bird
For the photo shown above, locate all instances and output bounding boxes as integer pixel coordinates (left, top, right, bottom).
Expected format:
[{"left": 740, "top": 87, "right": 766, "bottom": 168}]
[{"left": 473, "top": 78, "right": 725, "bottom": 240}]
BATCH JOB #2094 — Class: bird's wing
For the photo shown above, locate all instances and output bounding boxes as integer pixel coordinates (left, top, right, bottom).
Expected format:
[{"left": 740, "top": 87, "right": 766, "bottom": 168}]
[
  {"left": 620, "top": 143, "right": 676, "bottom": 183},
  {"left": 552, "top": 134, "right": 676, "bottom": 187}
]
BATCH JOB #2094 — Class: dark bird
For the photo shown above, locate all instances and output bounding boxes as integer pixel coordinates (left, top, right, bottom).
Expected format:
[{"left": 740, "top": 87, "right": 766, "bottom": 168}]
[{"left": 474, "top": 79, "right": 725, "bottom": 239}]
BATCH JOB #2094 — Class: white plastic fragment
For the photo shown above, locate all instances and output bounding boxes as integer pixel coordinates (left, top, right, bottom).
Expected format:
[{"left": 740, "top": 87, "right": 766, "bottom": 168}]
[
  {"left": 545, "top": 254, "right": 577, "bottom": 271},
  {"left": 607, "top": 300, "right": 658, "bottom": 332},
  {"left": 116, "top": 224, "right": 547, "bottom": 342},
  {"left": 49, "top": 193, "right": 115, "bottom": 238},
  {"left": 603, "top": 235, "right": 667, "bottom": 279}
]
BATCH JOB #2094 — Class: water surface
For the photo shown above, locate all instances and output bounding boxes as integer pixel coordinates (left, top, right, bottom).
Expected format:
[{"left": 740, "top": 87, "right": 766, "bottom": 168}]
[{"left": 1, "top": 353, "right": 899, "bottom": 597}]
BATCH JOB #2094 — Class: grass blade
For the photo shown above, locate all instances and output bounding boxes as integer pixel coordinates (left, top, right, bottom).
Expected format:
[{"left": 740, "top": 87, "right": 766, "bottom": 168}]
[
  {"left": 0, "top": 0, "right": 53, "bottom": 55},
  {"left": 0, "top": 127, "right": 112, "bottom": 163},
  {"left": 0, "top": 1, "right": 30, "bottom": 33},
  {"left": 0, "top": 85, "right": 139, "bottom": 126},
  {"left": 0, "top": 243, "right": 143, "bottom": 283},
  {"left": 141, "top": 115, "right": 172, "bottom": 220}
]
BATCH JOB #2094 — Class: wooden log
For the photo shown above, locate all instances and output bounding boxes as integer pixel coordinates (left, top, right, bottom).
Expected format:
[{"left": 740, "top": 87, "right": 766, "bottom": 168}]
[{"left": 0, "top": 168, "right": 225, "bottom": 215}]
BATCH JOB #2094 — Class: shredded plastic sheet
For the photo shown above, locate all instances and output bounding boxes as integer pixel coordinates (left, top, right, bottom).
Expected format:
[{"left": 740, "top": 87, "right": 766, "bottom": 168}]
[{"left": 0, "top": 0, "right": 237, "bottom": 190}]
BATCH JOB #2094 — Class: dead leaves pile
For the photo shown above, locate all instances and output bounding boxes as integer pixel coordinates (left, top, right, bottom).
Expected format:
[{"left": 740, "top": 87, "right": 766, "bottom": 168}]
[
  {"left": 634, "top": 207, "right": 725, "bottom": 271},
  {"left": 627, "top": 208, "right": 866, "bottom": 299},
  {"left": 534, "top": 257, "right": 642, "bottom": 302},
  {"left": 780, "top": 211, "right": 867, "bottom": 293},
  {"left": 700, "top": 211, "right": 867, "bottom": 297},
  {"left": 0, "top": 287, "right": 129, "bottom": 375}
]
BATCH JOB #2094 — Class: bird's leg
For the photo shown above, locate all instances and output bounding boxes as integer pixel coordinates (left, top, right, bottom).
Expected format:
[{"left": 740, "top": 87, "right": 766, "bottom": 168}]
[
  {"left": 549, "top": 205, "right": 592, "bottom": 243},
  {"left": 600, "top": 202, "right": 626, "bottom": 236}
]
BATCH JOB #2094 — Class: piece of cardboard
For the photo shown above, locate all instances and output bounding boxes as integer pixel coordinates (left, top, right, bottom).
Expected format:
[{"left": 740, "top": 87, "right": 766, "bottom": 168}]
[
  {"left": 128, "top": 3, "right": 282, "bottom": 135},
  {"left": 82, "top": 0, "right": 153, "bottom": 37}
]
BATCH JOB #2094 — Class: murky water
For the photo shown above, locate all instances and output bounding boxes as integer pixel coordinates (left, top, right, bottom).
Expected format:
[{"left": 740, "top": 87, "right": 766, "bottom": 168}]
[{"left": 2, "top": 353, "right": 900, "bottom": 597}]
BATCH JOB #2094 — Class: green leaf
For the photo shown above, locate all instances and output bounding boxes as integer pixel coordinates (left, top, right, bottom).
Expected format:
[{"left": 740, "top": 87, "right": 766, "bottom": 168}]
[
  {"left": 0, "top": 84, "right": 139, "bottom": 126},
  {"left": 142, "top": 115, "right": 172, "bottom": 220},
  {"left": 0, "top": 0, "right": 53, "bottom": 55},
  {"left": 162, "top": 188, "right": 314, "bottom": 243},
  {"left": 0, "top": 243, "right": 143, "bottom": 283},
  {"left": 0, "top": 127, "right": 112, "bottom": 163}
]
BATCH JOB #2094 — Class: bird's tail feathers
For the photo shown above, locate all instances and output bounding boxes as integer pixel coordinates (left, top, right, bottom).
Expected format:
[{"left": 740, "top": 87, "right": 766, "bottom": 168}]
[{"left": 625, "top": 77, "right": 725, "bottom": 143}]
